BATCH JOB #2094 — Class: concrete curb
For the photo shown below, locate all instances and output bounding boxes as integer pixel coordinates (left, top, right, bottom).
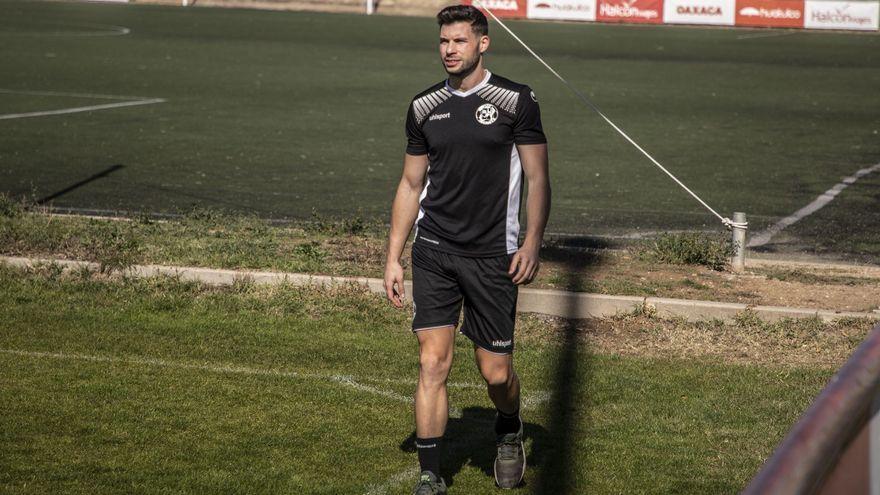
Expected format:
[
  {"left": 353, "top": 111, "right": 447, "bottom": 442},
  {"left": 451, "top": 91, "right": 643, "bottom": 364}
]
[
  {"left": 3, "top": 256, "right": 877, "bottom": 323},
  {"left": 39, "top": 211, "right": 880, "bottom": 276}
]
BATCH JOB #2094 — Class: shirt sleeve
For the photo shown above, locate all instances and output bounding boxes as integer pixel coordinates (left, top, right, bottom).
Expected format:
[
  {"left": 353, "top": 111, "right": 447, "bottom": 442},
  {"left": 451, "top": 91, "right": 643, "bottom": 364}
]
[
  {"left": 405, "top": 101, "right": 428, "bottom": 155},
  {"left": 513, "top": 86, "right": 547, "bottom": 145}
]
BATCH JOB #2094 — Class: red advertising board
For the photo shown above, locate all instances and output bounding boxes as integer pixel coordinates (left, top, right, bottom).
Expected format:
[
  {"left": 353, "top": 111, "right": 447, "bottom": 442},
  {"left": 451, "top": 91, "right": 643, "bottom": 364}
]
[
  {"left": 597, "top": 0, "right": 664, "bottom": 23},
  {"left": 735, "top": 0, "right": 804, "bottom": 27},
  {"left": 464, "top": 0, "right": 528, "bottom": 18}
]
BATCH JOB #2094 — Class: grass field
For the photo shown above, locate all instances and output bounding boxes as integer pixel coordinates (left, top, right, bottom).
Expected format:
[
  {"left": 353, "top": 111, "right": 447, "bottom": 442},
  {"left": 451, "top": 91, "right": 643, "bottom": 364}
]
[
  {"left": 3, "top": 6, "right": 878, "bottom": 492},
  {"left": 0, "top": 264, "right": 854, "bottom": 494},
  {"left": 1, "top": 0, "right": 879, "bottom": 261},
  {"left": 4, "top": 203, "right": 880, "bottom": 312}
]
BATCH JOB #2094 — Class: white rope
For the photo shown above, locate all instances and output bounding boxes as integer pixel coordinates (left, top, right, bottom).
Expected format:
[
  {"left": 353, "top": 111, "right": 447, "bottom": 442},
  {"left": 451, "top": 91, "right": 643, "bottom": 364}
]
[{"left": 473, "top": 1, "right": 747, "bottom": 230}]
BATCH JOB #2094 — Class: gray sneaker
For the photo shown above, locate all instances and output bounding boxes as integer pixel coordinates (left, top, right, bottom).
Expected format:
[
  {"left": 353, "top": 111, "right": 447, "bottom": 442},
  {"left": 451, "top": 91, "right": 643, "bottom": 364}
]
[
  {"left": 494, "top": 420, "right": 526, "bottom": 489},
  {"left": 412, "top": 470, "right": 447, "bottom": 495}
]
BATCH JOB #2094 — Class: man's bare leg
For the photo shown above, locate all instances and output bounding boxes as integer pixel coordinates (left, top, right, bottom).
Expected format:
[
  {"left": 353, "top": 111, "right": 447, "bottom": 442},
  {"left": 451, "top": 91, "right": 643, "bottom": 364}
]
[
  {"left": 474, "top": 347, "right": 520, "bottom": 414},
  {"left": 414, "top": 325, "right": 456, "bottom": 478},
  {"left": 475, "top": 345, "right": 525, "bottom": 488}
]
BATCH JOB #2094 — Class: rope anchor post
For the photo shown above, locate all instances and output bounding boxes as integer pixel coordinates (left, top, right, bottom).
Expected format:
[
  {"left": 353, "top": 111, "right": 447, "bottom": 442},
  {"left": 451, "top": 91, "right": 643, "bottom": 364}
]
[{"left": 731, "top": 211, "right": 747, "bottom": 273}]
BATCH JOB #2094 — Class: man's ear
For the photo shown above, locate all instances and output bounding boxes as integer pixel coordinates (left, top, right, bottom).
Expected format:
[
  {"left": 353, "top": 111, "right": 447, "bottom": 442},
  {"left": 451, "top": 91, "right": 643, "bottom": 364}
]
[{"left": 479, "top": 35, "right": 490, "bottom": 54}]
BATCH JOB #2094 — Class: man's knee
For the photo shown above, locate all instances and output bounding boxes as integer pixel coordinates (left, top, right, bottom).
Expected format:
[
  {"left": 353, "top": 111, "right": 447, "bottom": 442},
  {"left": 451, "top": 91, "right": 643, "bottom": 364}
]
[
  {"left": 480, "top": 362, "right": 513, "bottom": 387},
  {"left": 419, "top": 350, "right": 452, "bottom": 384}
]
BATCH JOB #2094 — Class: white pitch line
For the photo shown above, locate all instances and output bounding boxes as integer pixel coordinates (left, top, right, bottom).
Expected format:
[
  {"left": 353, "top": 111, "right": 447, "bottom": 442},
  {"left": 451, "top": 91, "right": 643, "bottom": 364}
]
[
  {"left": 0, "top": 23, "right": 130, "bottom": 37},
  {"left": 331, "top": 374, "right": 414, "bottom": 404},
  {"left": 60, "top": 24, "right": 130, "bottom": 37},
  {"left": 0, "top": 98, "right": 165, "bottom": 120},
  {"left": 0, "top": 348, "right": 550, "bottom": 409},
  {"left": 522, "top": 389, "right": 552, "bottom": 409},
  {"left": 364, "top": 467, "right": 421, "bottom": 495},
  {"left": 3, "top": 348, "right": 550, "bottom": 495},
  {"left": 0, "top": 348, "right": 415, "bottom": 404},
  {"left": 0, "top": 88, "right": 157, "bottom": 101},
  {"left": 736, "top": 30, "right": 797, "bottom": 40},
  {"left": 361, "top": 375, "right": 484, "bottom": 390},
  {"left": 749, "top": 162, "right": 880, "bottom": 247}
]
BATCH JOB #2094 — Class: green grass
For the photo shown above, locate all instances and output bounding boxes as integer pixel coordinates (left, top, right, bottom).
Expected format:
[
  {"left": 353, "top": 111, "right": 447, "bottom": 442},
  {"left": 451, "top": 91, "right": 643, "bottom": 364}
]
[
  {"left": 5, "top": 205, "right": 880, "bottom": 310},
  {"left": 0, "top": 0, "right": 879, "bottom": 261},
  {"left": 0, "top": 201, "right": 387, "bottom": 275},
  {"left": 0, "top": 265, "right": 843, "bottom": 493},
  {"left": 636, "top": 232, "right": 734, "bottom": 271},
  {"left": 786, "top": 172, "right": 880, "bottom": 260}
]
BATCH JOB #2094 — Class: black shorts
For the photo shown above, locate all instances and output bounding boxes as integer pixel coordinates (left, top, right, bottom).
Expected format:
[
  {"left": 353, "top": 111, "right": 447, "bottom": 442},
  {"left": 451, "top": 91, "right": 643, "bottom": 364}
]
[{"left": 410, "top": 243, "right": 518, "bottom": 354}]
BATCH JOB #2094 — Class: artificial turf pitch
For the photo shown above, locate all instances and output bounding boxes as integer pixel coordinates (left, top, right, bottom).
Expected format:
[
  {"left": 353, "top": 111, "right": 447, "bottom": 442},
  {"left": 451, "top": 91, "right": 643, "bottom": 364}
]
[
  {"left": 0, "top": 266, "right": 836, "bottom": 494},
  {"left": 1, "top": 0, "right": 879, "bottom": 260}
]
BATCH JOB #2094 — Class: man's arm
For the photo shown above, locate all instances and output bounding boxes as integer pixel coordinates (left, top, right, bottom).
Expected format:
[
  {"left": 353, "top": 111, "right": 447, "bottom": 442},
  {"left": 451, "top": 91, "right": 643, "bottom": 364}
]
[
  {"left": 384, "top": 153, "right": 429, "bottom": 308},
  {"left": 509, "top": 143, "right": 550, "bottom": 285}
]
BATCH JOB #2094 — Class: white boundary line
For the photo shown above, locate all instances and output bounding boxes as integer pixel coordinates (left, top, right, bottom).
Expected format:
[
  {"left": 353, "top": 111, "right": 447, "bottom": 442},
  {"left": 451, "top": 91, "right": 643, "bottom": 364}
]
[
  {"left": 0, "top": 348, "right": 410, "bottom": 404},
  {"left": 0, "top": 348, "right": 551, "bottom": 407},
  {"left": 0, "top": 89, "right": 155, "bottom": 100},
  {"left": 749, "top": 162, "right": 880, "bottom": 247},
  {"left": 0, "top": 99, "right": 166, "bottom": 120},
  {"left": 736, "top": 30, "right": 798, "bottom": 40},
  {"left": 364, "top": 467, "right": 421, "bottom": 495},
  {"left": 0, "top": 23, "right": 130, "bottom": 37},
  {"left": 0, "top": 88, "right": 165, "bottom": 120},
  {"left": 2, "top": 347, "right": 550, "bottom": 493}
]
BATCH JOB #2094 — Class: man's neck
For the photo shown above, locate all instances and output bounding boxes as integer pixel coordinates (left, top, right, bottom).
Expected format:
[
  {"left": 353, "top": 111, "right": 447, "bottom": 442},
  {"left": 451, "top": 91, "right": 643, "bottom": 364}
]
[{"left": 448, "top": 65, "right": 487, "bottom": 93}]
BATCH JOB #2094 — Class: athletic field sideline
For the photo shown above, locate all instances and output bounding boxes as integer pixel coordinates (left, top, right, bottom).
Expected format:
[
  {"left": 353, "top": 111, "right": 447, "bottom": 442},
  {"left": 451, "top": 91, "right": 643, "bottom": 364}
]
[
  {"left": 1, "top": 1, "right": 878, "bottom": 262},
  {"left": 2, "top": 264, "right": 867, "bottom": 493}
]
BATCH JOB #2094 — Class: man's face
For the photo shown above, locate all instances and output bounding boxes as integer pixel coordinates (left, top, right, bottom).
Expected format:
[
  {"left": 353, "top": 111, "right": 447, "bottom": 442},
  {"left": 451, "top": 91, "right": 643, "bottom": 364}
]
[{"left": 439, "top": 21, "right": 488, "bottom": 76}]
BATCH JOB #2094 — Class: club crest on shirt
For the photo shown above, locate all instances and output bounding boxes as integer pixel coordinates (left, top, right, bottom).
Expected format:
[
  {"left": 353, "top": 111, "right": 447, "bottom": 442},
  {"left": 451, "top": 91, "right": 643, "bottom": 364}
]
[{"left": 475, "top": 103, "right": 498, "bottom": 125}]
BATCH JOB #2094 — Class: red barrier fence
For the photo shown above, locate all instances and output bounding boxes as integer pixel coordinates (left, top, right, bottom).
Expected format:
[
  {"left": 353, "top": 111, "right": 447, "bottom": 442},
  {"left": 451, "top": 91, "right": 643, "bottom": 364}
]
[
  {"left": 743, "top": 322, "right": 880, "bottom": 495},
  {"left": 735, "top": 0, "right": 805, "bottom": 26},
  {"left": 597, "top": 0, "right": 664, "bottom": 23},
  {"left": 467, "top": 0, "right": 880, "bottom": 30}
]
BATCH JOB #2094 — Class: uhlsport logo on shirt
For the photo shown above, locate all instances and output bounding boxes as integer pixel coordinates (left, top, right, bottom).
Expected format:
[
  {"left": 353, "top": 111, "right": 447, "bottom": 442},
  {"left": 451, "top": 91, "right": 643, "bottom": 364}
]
[
  {"left": 429, "top": 112, "right": 451, "bottom": 122},
  {"left": 475, "top": 103, "right": 499, "bottom": 125}
]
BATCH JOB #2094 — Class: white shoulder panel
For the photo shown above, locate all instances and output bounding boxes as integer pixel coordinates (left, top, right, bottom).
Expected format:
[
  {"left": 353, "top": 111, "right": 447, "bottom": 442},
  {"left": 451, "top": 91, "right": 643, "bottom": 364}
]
[
  {"left": 477, "top": 84, "right": 520, "bottom": 114},
  {"left": 412, "top": 88, "right": 453, "bottom": 124}
]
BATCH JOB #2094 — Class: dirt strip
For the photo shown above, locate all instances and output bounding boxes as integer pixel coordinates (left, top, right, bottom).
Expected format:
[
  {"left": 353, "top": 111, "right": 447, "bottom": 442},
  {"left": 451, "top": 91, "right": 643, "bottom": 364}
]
[{"left": 3, "top": 256, "right": 877, "bottom": 325}]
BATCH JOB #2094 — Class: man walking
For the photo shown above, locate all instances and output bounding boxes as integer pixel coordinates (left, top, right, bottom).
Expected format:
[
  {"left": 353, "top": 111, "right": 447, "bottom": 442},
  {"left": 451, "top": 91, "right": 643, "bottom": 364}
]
[{"left": 383, "top": 5, "right": 550, "bottom": 493}]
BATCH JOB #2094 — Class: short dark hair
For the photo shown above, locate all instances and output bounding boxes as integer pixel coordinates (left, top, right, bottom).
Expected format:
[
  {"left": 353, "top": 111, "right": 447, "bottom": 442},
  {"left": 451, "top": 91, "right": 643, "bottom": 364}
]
[{"left": 436, "top": 5, "right": 489, "bottom": 36}]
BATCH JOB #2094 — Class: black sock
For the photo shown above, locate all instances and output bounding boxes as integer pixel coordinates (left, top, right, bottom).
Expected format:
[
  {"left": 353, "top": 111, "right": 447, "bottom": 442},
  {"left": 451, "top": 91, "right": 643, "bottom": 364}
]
[
  {"left": 495, "top": 408, "right": 521, "bottom": 436},
  {"left": 415, "top": 436, "right": 442, "bottom": 476}
]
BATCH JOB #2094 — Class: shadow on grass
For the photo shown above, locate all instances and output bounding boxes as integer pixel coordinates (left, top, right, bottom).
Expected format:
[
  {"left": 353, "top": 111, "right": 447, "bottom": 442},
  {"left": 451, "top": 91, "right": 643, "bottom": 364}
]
[
  {"left": 541, "top": 234, "right": 619, "bottom": 253},
  {"left": 400, "top": 406, "right": 550, "bottom": 489},
  {"left": 35, "top": 164, "right": 124, "bottom": 205},
  {"left": 532, "top": 239, "right": 596, "bottom": 494}
]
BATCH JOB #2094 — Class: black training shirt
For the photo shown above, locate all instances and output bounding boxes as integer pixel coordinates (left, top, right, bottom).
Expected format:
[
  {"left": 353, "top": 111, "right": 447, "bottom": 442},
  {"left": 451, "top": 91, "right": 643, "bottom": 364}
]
[{"left": 405, "top": 70, "right": 546, "bottom": 257}]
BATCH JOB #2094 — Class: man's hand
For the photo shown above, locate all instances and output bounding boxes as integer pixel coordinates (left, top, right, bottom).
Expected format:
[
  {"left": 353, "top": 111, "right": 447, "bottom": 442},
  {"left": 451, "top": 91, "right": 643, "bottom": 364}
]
[
  {"left": 384, "top": 260, "right": 406, "bottom": 308},
  {"left": 508, "top": 244, "right": 540, "bottom": 285}
]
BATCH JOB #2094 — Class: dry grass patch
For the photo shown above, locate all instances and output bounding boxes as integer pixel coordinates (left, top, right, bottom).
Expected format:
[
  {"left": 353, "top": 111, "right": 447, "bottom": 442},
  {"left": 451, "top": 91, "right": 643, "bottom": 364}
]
[
  {"left": 517, "top": 311, "right": 874, "bottom": 368},
  {"left": 3, "top": 201, "right": 879, "bottom": 312}
]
